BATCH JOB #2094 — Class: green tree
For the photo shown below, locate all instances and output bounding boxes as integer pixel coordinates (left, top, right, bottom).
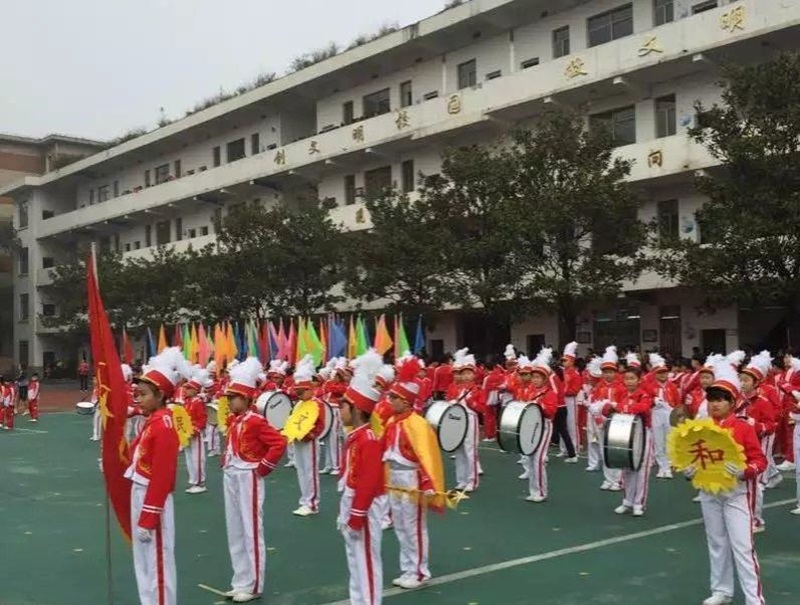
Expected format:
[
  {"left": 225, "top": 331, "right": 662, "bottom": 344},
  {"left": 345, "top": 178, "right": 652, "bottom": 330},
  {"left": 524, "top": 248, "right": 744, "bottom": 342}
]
[
  {"left": 505, "top": 110, "right": 646, "bottom": 345},
  {"left": 656, "top": 53, "right": 800, "bottom": 346}
]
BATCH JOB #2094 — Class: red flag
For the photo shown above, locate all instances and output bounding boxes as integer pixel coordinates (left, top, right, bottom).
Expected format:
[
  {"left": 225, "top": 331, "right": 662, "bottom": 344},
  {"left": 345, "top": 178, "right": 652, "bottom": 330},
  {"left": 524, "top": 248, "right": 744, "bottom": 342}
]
[
  {"left": 87, "top": 250, "right": 132, "bottom": 542},
  {"left": 121, "top": 327, "right": 134, "bottom": 365},
  {"left": 258, "top": 321, "right": 269, "bottom": 363},
  {"left": 287, "top": 319, "right": 297, "bottom": 365},
  {"left": 172, "top": 324, "right": 182, "bottom": 349}
]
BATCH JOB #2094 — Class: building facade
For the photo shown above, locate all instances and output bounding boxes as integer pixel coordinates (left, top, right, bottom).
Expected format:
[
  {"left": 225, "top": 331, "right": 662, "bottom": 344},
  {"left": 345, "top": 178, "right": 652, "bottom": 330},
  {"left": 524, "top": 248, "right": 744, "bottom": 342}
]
[{"left": 3, "top": 0, "right": 798, "bottom": 369}]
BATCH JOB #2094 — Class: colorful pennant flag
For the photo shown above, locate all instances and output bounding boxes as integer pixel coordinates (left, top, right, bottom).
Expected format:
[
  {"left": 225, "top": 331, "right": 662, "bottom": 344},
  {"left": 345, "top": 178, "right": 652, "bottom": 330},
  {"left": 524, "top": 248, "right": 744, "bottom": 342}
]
[
  {"left": 374, "top": 314, "right": 393, "bottom": 355},
  {"left": 395, "top": 314, "right": 411, "bottom": 358},
  {"left": 413, "top": 315, "right": 426, "bottom": 355},
  {"left": 157, "top": 324, "right": 168, "bottom": 353}
]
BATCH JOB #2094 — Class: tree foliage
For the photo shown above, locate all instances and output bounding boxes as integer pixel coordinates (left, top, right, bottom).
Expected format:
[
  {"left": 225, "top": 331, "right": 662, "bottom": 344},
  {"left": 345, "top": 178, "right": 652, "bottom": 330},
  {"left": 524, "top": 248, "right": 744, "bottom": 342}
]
[{"left": 656, "top": 52, "right": 800, "bottom": 345}]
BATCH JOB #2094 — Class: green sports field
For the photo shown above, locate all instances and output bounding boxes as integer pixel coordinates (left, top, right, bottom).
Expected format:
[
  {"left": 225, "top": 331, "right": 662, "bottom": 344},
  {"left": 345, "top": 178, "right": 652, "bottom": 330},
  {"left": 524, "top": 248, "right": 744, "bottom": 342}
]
[{"left": 1, "top": 413, "right": 797, "bottom": 605}]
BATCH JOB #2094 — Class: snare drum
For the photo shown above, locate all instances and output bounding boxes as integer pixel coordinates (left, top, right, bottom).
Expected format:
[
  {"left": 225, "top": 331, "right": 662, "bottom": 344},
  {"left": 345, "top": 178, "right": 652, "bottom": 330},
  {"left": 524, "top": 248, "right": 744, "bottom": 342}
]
[
  {"left": 497, "top": 401, "right": 544, "bottom": 455},
  {"left": 76, "top": 401, "right": 95, "bottom": 415},
  {"left": 425, "top": 400, "right": 468, "bottom": 452},
  {"left": 603, "top": 413, "right": 646, "bottom": 470},
  {"left": 206, "top": 403, "right": 219, "bottom": 427},
  {"left": 257, "top": 391, "right": 293, "bottom": 430}
]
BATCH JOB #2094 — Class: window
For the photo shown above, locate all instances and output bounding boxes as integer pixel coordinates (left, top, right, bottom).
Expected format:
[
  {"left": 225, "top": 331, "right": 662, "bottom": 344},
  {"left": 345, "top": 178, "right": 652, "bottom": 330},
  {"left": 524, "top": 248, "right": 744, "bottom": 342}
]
[
  {"left": 213, "top": 146, "right": 221, "bottom": 167},
  {"left": 657, "top": 199, "right": 679, "bottom": 242},
  {"left": 655, "top": 94, "right": 676, "bottom": 138},
  {"left": 113, "top": 234, "right": 120, "bottom": 252},
  {"left": 520, "top": 57, "right": 540, "bottom": 70},
  {"left": 401, "top": 160, "right": 415, "bottom": 193},
  {"left": 251, "top": 133, "right": 260, "bottom": 155},
  {"left": 423, "top": 91, "right": 439, "bottom": 100},
  {"left": 654, "top": 0, "right": 674, "bottom": 25},
  {"left": 227, "top": 139, "right": 246, "bottom": 162},
  {"left": 457, "top": 59, "right": 477, "bottom": 90},
  {"left": 154, "top": 164, "right": 169, "bottom": 184},
  {"left": 590, "top": 106, "right": 636, "bottom": 147},
  {"left": 89, "top": 189, "right": 95, "bottom": 205},
  {"left": 553, "top": 26, "right": 570, "bottom": 58},
  {"left": 113, "top": 180, "right": 119, "bottom": 197},
  {"left": 692, "top": 1, "right": 717, "bottom": 14},
  {"left": 364, "top": 166, "right": 392, "bottom": 199},
  {"left": 363, "top": 88, "right": 391, "bottom": 118},
  {"left": 174, "top": 160, "right": 182, "bottom": 178},
  {"left": 19, "top": 247, "right": 29, "bottom": 275},
  {"left": 98, "top": 185, "right": 110, "bottom": 202},
  {"left": 588, "top": 4, "right": 633, "bottom": 47},
  {"left": 400, "top": 81, "right": 413, "bottom": 108},
  {"left": 124, "top": 243, "right": 131, "bottom": 252},
  {"left": 200, "top": 226, "right": 209, "bottom": 236},
  {"left": 19, "top": 293, "right": 29, "bottom": 321},
  {"left": 486, "top": 70, "right": 502, "bottom": 81},
  {"left": 145, "top": 225, "right": 152, "bottom": 247},
  {"left": 343, "top": 101, "right": 354, "bottom": 125},
  {"left": 18, "top": 201, "right": 29, "bottom": 229},
  {"left": 134, "top": 241, "right": 141, "bottom": 250},
  {"left": 156, "top": 220, "right": 171, "bottom": 245},
  {"left": 42, "top": 257, "right": 54, "bottom": 269},
  {"left": 144, "top": 169, "right": 151, "bottom": 187},
  {"left": 174, "top": 217, "right": 182, "bottom": 241},
  {"left": 42, "top": 210, "right": 54, "bottom": 220},
  {"left": 188, "top": 228, "right": 197, "bottom": 239},
  {"left": 344, "top": 175, "right": 357, "bottom": 205},
  {"left": 42, "top": 303, "right": 56, "bottom": 317}
]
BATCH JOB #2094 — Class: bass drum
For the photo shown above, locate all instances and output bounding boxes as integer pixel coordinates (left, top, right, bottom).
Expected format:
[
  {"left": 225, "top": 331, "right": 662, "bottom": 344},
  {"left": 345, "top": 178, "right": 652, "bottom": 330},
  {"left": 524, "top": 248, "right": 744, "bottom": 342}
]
[
  {"left": 497, "top": 401, "right": 544, "bottom": 456},
  {"left": 206, "top": 403, "right": 219, "bottom": 426},
  {"left": 319, "top": 400, "right": 335, "bottom": 441},
  {"left": 76, "top": 401, "right": 95, "bottom": 415},
  {"left": 260, "top": 391, "right": 293, "bottom": 430},
  {"left": 425, "top": 400, "right": 468, "bottom": 453},
  {"left": 603, "top": 413, "right": 646, "bottom": 470}
]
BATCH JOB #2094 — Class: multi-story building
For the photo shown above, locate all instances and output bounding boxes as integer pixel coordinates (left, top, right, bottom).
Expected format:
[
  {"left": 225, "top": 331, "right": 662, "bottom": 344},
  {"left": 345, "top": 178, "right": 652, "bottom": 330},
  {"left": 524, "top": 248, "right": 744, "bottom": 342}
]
[
  {"left": 2, "top": 0, "right": 797, "bottom": 369},
  {"left": 0, "top": 134, "right": 104, "bottom": 372}
]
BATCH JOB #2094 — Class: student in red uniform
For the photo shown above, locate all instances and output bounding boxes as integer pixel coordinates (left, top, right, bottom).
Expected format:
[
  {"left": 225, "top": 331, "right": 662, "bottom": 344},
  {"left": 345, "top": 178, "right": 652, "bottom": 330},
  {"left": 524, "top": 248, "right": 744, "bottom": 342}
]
[
  {"left": 446, "top": 348, "right": 485, "bottom": 492},
  {"left": 339, "top": 359, "right": 385, "bottom": 605},
  {"left": 27, "top": 373, "right": 41, "bottom": 422},
  {"left": 322, "top": 358, "right": 348, "bottom": 475},
  {"left": 432, "top": 354, "right": 453, "bottom": 400},
  {"left": 291, "top": 355, "right": 327, "bottom": 516},
  {"left": 126, "top": 347, "right": 190, "bottom": 605},
  {"left": 561, "top": 342, "right": 583, "bottom": 453},
  {"left": 0, "top": 376, "right": 13, "bottom": 430},
  {"left": 183, "top": 367, "right": 213, "bottom": 494},
  {"left": 221, "top": 357, "right": 287, "bottom": 603},
  {"left": 588, "top": 347, "right": 626, "bottom": 491},
  {"left": 482, "top": 359, "right": 506, "bottom": 441},
  {"left": 603, "top": 353, "right": 654, "bottom": 517},
  {"left": 684, "top": 359, "right": 767, "bottom": 605},
  {"left": 775, "top": 353, "right": 800, "bottom": 471},
  {"left": 648, "top": 353, "right": 681, "bottom": 479},
  {"left": 513, "top": 352, "right": 559, "bottom": 503}
]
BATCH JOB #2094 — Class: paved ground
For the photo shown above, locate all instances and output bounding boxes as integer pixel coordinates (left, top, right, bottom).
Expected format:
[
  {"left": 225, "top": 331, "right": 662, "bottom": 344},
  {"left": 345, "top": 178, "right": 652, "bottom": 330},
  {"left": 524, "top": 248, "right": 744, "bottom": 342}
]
[{"left": 0, "top": 412, "right": 797, "bottom": 605}]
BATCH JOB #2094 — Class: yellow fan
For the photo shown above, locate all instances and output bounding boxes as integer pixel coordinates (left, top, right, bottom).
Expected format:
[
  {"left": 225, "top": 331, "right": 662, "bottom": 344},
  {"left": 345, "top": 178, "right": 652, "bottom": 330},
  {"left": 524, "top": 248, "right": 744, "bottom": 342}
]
[
  {"left": 668, "top": 417, "right": 746, "bottom": 494},
  {"left": 282, "top": 400, "right": 319, "bottom": 443},
  {"left": 217, "top": 396, "right": 230, "bottom": 436},
  {"left": 168, "top": 404, "right": 193, "bottom": 448}
]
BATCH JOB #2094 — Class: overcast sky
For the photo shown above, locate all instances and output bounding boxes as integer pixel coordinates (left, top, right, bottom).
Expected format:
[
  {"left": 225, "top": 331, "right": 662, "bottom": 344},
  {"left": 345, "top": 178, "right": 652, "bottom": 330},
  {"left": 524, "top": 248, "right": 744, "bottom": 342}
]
[{"left": 0, "top": 0, "right": 444, "bottom": 141}]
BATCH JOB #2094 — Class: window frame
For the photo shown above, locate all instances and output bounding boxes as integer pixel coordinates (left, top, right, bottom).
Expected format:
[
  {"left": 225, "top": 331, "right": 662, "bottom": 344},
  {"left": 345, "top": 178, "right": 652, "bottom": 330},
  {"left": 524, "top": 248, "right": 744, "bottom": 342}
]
[
  {"left": 457, "top": 59, "right": 477, "bottom": 90},
  {"left": 362, "top": 88, "right": 391, "bottom": 119},
  {"left": 401, "top": 159, "right": 415, "bottom": 194},
  {"left": 589, "top": 105, "right": 637, "bottom": 147},
  {"left": 587, "top": 3, "right": 634, "bottom": 48},
  {"left": 552, "top": 26, "right": 570, "bottom": 58},
  {"left": 653, "top": 0, "right": 674, "bottom": 25},
  {"left": 655, "top": 94, "right": 677, "bottom": 138},
  {"left": 344, "top": 174, "right": 357, "bottom": 206},
  {"left": 400, "top": 81, "right": 413, "bottom": 108},
  {"left": 657, "top": 199, "right": 680, "bottom": 242}
]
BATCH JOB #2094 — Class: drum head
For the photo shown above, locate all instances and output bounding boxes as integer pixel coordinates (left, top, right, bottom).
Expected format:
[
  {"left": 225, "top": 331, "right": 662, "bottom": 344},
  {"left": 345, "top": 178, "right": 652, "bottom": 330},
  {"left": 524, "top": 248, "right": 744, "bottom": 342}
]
[
  {"left": 265, "top": 392, "right": 292, "bottom": 430},
  {"left": 319, "top": 401, "right": 335, "bottom": 440},
  {"left": 518, "top": 404, "right": 544, "bottom": 456},
  {"left": 254, "top": 393, "right": 270, "bottom": 416},
  {"left": 628, "top": 415, "right": 646, "bottom": 471},
  {"left": 603, "top": 413, "right": 646, "bottom": 470},
  {"left": 206, "top": 403, "right": 219, "bottom": 426},
  {"left": 438, "top": 403, "right": 468, "bottom": 452}
]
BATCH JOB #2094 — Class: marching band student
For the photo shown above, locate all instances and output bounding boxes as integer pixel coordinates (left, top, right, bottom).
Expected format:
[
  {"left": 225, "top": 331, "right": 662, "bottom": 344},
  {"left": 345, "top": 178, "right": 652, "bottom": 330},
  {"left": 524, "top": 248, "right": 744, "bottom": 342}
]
[
  {"left": 648, "top": 353, "right": 681, "bottom": 479},
  {"left": 384, "top": 356, "right": 445, "bottom": 590},
  {"left": 126, "top": 347, "right": 191, "bottom": 605},
  {"left": 183, "top": 366, "right": 213, "bottom": 494},
  {"left": 432, "top": 354, "right": 453, "bottom": 400},
  {"left": 322, "top": 358, "right": 348, "bottom": 475},
  {"left": 683, "top": 359, "right": 767, "bottom": 605},
  {"left": 791, "top": 385, "right": 800, "bottom": 516},
  {"left": 446, "top": 348, "right": 485, "bottom": 492},
  {"left": 513, "top": 352, "right": 559, "bottom": 503},
  {"left": 0, "top": 376, "right": 13, "bottom": 430},
  {"left": 204, "top": 361, "right": 222, "bottom": 457},
  {"left": 124, "top": 364, "right": 146, "bottom": 443},
  {"left": 738, "top": 352, "right": 777, "bottom": 533},
  {"left": 415, "top": 359, "right": 433, "bottom": 413},
  {"left": 90, "top": 378, "right": 102, "bottom": 441},
  {"left": 589, "top": 347, "right": 626, "bottom": 491},
  {"left": 221, "top": 357, "right": 287, "bottom": 603},
  {"left": 339, "top": 358, "right": 385, "bottom": 605},
  {"left": 561, "top": 342, "right": 583, "bottom": 454},
  {"left": 291, "top": 355, "right": 327, "bottom": 516},
  {"left": 27, "top": 372, "right": 40, "bottom": 422},
  {"left": 482, "top": 358, "right": 506, "bottom": 442},
  {"left": 263, "top": 360, "right": 295, "bottom": 467},
  {"left": 688, "top": 355, "right": 724, "bottom": 420},
  {"left": 775, "top": 353, "right": 800, "bottom": 471},
  {"left": 603, "top": 353, "right": 654, "bottom": 517},
  {"left": 581, "top": 357, "right": 604, "bottom": 472}
]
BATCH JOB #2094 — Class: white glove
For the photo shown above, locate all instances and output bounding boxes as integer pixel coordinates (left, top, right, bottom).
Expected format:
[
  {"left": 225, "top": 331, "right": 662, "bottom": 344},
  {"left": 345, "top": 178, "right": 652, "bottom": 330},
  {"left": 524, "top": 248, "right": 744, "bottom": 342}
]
[
  {"left": 792, "top": 390, "right": 800, "bottom": 402},
  {"left": 588, "top": 402, "right": 604, "bottom": 416},
  {"left": 682, "top": 465, "right": 698, "bottom": 480},
  {"left": 724, "top": 462, "right": 744, "bottom": 480},
  {"left": 746, "top": 417, "right": 755, "bottom": 427},
  {"left": 136, "top": 527, "right": 153, "bottom": 543},
  {"left": 346, "top": 526, "right": 362, "bottom": 541}
]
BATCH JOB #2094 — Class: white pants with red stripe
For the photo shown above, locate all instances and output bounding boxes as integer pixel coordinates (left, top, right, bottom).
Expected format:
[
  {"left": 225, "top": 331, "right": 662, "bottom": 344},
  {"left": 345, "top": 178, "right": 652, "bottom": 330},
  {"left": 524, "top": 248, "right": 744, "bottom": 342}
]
[
  {"left": 205, "top": 425, "right": 220, "bottom": 455},
  {"left": 529, "top": 419, "right": 554, "bottom": 499},
  {"left": 184, "top": 434, "right": 206, "bottom": 486},
  {"left": 131, "top": 484, "right": 176, "bottom": 605},
  {"left": 621, "top": 429, "right": 653, "bottom": 510},
  {"left": 586, "top": 416, "right": 603, "bottom": 469},
  {"left": 759, "top": 433, "right": 779, "bottom": 486},
  {"left": 224, "top": 467, "right": 266, "bottom": 595},
  {"left": 388, "top": 468, "right": 430, "bottom": 582},
  {"left": 700, "top": 482, "right": 765, "bottom": 605},
  {"left": 454, "top": 409, "right": 480, "bottom": 491},
  {"left": 295, "top": 439, "right": 320, "bottom": 511},
  {"left": 652, "top": 405, "right": 672, "bottom": 474},
  {"left": 794, "top": 422, "right": 800, "bottom": 506},
  {"left": 325, "top": 408, "right": 343, "bottom": 471},
  {"left": 339, "top": 487, "right": 383, "bottom": 605},
  {"left": 560, "top": 396, "right": 578, "bottom": 454}
]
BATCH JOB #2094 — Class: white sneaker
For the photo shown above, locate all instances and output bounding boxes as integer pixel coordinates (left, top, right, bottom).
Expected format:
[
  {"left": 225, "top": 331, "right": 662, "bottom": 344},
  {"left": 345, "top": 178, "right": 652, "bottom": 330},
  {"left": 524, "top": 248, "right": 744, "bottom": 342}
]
[
  {"left": 284, "top": 461, "right": 295, "bottom": 468},
  {"left": 518, "top": 471, "right": 530, "bottom": 480},
  {"left": 329, "top": 469, "right": 340, "bottom": 476},
  {"left": 556, "top": 452, "right": 566, "bottom": 458},
  {"left": 752, "top": 524, "right": 765, "bottom": 534},
  {"left": 232, "top": 592, "right": 260, "bottom": 602},
  {"left": 391, "top": 574, "right": 411, "bottom": 587},
  {"left": 693, "top": 494, "right": 702, "bottom": 503},
  {"left": 381, "top": 520, "right": 393, "bottom": 531},
  {"left": 663, "top": 470, "right": 673, "bottom": 479},
  {"left": 224, "top": 589, "right": 238, "bottom": 597},
  {"left": 30, "top": 419, "right": 38, "bottom": 423},
  {"left": 600, "top": 480, "right": 612, "bottom": 490},
  {"left": 293, "top": 506, "right": 316, "bottom": 517},
  {"left": 185, "top": 485, "right": 207, "bottom": 494},
  {"left": 632, "top": 506, "right": 644, "bottom": 517},
  {"left": 482, "top": 438, "right": 494, "bottom": 442},
  {"left": 614, "top": 505, "right": 631, "bottom": 515},
  {"left": 790, "top": 506, "right": 800, "bottom": 515},
  {"left": 776, "top": 461, "right": 796, "bottom": 471},
  {"left": 396, "top": 576, "right": 426, "bottom": 590},
  {"left": 656, "top": 470, "right": 665, "bottom": 479},
  {"left": 319, "top": 467, "right": 331, "bottom": 475},
  {"left": 564, "top": 457, "right": 578, "bottom": 464},
  {"left": 702, "top": 594, "right": 732, "bottom": 605},
  {"left": 585, "top": 466, "right": 599, "bottom": 472},
  {"left": 609, "top": 483, "right": 623, "bottom": 492},
  {"left": 526, "top": 495, "right": 546, "bottom": 503},
  {"left": 765, "top": 474, "right": 783, "bottom": 489}
]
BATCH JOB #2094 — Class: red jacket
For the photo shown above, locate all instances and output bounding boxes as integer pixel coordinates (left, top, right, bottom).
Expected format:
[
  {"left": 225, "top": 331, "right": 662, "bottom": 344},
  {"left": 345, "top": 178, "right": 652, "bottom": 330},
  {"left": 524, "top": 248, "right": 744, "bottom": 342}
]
[
  {"left": 432, "top": 364, "right": 453, "bottom": 394},
  {"left": 184, "top": 395, "right": 208, "bottom": 433},
  {"left": 562, "top": 367, "right": 583, "bottom": 397},
  {"left": 28, "top": 380, "right": 40, "bottom": 401},
  {"left": 512, "top": 382, "right": 558, "bottom": 419},
  {"left": 342, "top": 425, "right": 384, "bottom": 530},
  {"left": 650, "top": 379, "right": 681, "bottom": 409},
  {"left": 776, "top": 367, "right": 800, "bottom": 411},
  {"left": 603, "top": 388, "right": 653, "bottom": 428},
  {"left": 591, "top": 380, "right": 627, "bottom": 405},
  {"left": 127, "top": 408, "right": 180, "bottom": 530},
  {"left": 323, "top": 380, "right": 347, "bottom": 407},
  {"left": 223, "top": 409, "right": 287, "bottom": 474},
  {"left": 445, "top": 382, "right": 486, "bottom": 414},
  {"left": 416, "top": 377, "right": 433, "bottom": 411},
  {"left": 737, "top": 392, "right": 776, "bottom": 438},
  {"left": 687, "top": 387, "right": 707, "bottom": 418},
  {"left": 715, "top": 413, "right": 767, "bottom": 480}
]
